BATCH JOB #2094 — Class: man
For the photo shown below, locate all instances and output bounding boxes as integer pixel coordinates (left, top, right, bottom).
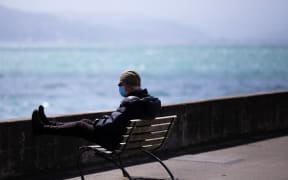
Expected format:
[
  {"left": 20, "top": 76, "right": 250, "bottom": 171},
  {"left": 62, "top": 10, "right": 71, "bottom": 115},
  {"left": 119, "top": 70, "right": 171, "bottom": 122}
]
[{"left": 32, "top": 70, "right": 161, "bottom": 150}]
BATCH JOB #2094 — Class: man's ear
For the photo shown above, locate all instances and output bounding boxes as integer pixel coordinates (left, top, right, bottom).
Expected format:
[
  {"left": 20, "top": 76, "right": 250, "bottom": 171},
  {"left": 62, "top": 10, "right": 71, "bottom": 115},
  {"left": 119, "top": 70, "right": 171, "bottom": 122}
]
[{"left": 125, "top": 85, "right": 132, "bottom": 93}]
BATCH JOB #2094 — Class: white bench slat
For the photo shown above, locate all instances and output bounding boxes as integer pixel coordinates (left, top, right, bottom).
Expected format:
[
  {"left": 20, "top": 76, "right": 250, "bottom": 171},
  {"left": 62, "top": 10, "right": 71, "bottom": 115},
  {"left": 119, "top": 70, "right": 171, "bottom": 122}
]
[
  {"left": 130, "top": 116, "right": 176, "bottom": 126},
  {"left": 120, "top": 138, "right": 164, "bottom": 149},
  {"left": 121, "top": 131, "right": 168, "bottom": 142},
  {"left": 86, "top": 145, "right": 113, "bottom": 154},
  {"left": 123, "top": 143, "right": 162, "bottom": 153},
  {"left": 125, "top": 123, "right": 171, "bottom": 134}
]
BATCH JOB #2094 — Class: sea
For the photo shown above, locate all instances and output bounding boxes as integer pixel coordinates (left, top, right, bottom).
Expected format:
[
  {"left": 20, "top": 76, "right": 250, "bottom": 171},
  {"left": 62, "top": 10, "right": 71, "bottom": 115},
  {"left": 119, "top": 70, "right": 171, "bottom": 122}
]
[{"left": 1, "top": 43, "right": 288, "bottom": 120}]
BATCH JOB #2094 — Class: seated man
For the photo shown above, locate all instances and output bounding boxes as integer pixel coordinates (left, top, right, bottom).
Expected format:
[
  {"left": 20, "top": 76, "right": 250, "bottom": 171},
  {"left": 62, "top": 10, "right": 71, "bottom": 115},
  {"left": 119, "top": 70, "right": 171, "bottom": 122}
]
[{"left": 32, "top": 70, "right": 161, "bottom": 150}]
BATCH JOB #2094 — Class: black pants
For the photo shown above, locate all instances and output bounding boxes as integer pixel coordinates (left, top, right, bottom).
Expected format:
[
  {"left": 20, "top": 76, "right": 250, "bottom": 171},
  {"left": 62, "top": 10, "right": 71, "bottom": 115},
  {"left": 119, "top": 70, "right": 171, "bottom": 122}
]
[{"left": 43, "top": 119, "right": 96, "bottom": 141}]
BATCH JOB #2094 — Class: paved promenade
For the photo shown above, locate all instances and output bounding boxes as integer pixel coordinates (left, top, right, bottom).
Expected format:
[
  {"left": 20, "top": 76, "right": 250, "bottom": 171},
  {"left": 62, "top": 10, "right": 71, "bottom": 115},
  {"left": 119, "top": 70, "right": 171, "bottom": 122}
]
[{"left": 68, "top": 135, "right": 288, "bottom": 180}]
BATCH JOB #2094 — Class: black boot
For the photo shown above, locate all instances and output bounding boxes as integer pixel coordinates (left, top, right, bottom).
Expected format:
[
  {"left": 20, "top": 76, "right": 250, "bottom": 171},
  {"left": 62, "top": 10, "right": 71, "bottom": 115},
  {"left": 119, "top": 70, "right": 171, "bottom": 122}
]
[
  {"left": 31, "top": 110, "right": 44, "bottom": 134},
  {"left": 38, "top": 105, "right": 49, "bottom": 124},
  {"left": 38, "top": 105, "right": 58, "bottom": 125}
]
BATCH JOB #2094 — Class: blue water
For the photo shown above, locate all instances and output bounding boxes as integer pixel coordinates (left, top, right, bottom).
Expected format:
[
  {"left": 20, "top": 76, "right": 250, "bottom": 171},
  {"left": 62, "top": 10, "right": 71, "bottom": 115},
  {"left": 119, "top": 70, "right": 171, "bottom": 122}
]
[{"left": 1, "top": 44, "right": 288, "bottom": 120}]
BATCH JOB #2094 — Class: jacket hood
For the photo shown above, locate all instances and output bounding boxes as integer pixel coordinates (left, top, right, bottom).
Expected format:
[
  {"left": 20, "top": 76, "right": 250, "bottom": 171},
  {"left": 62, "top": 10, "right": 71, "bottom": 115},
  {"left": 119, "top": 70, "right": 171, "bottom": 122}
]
[{"left": 122, "top": 88, "right": 161, "bottom": 119}]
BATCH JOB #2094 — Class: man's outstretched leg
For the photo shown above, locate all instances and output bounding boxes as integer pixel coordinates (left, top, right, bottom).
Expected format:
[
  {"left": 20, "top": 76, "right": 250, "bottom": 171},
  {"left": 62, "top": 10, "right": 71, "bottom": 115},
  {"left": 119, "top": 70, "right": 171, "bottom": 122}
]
[{"left": 32, "top": 109, "right": 96, "bottom": 141}]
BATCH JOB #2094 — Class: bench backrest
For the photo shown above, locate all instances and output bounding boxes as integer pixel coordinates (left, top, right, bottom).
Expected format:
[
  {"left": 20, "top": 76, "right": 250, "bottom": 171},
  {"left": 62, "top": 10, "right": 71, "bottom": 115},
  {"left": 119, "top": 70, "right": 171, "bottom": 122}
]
[{"left": 118, "top": 115, "right": 177, "bottom": 153}]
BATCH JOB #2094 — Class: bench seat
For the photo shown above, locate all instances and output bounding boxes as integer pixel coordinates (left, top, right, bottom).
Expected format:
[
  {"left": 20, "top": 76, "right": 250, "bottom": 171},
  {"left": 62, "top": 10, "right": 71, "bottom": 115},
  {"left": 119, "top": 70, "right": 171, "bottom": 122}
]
[{"left": 78, "top": 115, "right": 177, "bottom": 180}]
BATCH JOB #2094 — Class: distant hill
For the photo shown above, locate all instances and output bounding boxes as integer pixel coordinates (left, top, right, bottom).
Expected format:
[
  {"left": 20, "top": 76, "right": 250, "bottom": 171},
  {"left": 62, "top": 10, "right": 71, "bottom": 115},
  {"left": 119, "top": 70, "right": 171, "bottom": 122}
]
[{"left": 0, "top": 6, "right": 206, "bottom": 44}]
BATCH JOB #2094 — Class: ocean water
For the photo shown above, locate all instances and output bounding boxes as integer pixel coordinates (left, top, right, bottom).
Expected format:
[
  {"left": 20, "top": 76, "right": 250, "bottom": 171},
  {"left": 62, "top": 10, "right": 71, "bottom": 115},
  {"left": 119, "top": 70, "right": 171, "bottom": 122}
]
[{"left": 0, "top": 44, "right": 288, "bottom": 120}]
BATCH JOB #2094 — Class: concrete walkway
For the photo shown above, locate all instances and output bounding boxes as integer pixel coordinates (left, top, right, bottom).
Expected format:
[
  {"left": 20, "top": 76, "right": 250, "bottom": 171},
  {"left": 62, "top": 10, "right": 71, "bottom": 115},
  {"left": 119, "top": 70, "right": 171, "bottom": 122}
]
[{"left": 68, "top": 135, "right": 288, "bottom": 180}]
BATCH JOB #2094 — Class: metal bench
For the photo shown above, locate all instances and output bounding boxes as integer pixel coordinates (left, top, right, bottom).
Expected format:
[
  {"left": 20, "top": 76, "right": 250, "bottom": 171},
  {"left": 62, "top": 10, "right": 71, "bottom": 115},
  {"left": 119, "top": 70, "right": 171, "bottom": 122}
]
[{"left": 78, "top": 115, "right": 177, "bottom": 180}]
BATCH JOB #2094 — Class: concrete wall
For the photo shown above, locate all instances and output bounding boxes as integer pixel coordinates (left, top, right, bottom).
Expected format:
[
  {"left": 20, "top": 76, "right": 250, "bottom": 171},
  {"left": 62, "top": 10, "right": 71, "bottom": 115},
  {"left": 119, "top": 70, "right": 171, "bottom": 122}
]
[{"left": 1, "top": 91, "right": 288, "bottom": 179}]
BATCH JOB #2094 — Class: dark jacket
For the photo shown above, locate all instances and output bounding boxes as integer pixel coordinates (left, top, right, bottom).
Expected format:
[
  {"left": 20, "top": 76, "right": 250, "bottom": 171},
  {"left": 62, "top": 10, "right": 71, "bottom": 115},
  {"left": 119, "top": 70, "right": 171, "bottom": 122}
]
[{"left": 93, "top": 88, "right": 161, "bottom": 150}]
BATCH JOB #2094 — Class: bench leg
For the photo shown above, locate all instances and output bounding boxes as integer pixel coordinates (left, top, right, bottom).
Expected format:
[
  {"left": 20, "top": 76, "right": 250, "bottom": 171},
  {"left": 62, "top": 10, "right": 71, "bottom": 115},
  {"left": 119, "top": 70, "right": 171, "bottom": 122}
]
[
  {"left": 78, "top": 150, "right": 86, "bottom": 180},
  {"left": 142, "top": 150, "right": 176, "bottom": 180},
  {"left": 94, "top": 152, "right": 133, "bottom": 180},
  {"left": 118, "top": 156, "right": 131, "bottom": 178},
  {"left": 78, "top": 149, "right": 132, "bottom": 180}
]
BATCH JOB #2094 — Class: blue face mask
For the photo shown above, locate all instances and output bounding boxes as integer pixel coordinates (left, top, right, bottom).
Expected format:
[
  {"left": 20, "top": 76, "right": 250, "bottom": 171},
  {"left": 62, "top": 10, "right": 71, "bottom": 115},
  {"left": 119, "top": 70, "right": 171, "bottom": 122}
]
[{"left": 119, "top": 86, "right": 128, "bottom": 97}]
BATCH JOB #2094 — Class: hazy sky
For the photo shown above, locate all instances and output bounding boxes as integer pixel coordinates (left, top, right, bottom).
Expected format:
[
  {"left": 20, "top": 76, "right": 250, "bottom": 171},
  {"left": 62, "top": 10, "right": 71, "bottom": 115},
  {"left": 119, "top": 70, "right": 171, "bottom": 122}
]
[
  {"left": 1, "top": 0, "right": 287, "bottom": 21},
  {"left": 1, "top": 0, "right": 288, "bottom": 42}
]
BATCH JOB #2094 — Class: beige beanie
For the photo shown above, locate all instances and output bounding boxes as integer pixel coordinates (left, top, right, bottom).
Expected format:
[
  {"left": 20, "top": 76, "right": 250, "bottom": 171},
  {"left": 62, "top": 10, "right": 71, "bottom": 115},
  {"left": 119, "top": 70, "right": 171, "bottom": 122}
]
[{"left": 119, "top": 70, "right": 141, "bottom": 86}]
